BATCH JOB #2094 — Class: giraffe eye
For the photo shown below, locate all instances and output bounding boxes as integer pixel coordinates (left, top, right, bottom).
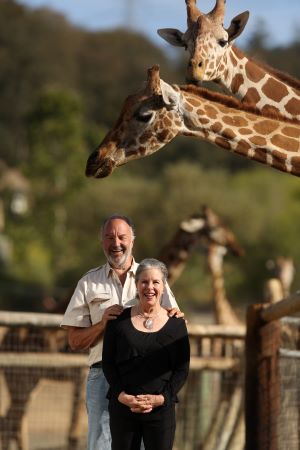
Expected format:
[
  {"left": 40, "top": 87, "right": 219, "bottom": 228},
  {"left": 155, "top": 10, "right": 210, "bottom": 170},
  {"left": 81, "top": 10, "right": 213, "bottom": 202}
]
[
  {"left": 218, "top": 39, "right": 228, "bottom": 47},
  {"left": 134, "top": 111, "right": 153, "bottom": 123}
]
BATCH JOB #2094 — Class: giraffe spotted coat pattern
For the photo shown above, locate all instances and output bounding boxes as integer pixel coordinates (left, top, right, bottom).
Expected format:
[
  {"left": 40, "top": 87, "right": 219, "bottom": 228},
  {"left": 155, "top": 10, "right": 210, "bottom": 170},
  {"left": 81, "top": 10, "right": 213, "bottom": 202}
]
[
  {"left": 158, "top": 205, "right": 244, "bottom": 287},
  {"left": 157, "top": 0, "right": 300, "bottom": 120},
  {"left": 86, "top": 65, "right": 300, "bottom": 179}
]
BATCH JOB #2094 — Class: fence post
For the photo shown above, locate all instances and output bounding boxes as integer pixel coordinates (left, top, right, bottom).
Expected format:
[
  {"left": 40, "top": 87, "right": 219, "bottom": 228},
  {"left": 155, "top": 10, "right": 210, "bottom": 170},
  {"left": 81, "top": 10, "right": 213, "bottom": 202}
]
[
  {"left": 245, "top": 303, "right": 281, "bottom": 450},
  {"left": 245, "top": 304, "right": 263, "bottom": 450}
]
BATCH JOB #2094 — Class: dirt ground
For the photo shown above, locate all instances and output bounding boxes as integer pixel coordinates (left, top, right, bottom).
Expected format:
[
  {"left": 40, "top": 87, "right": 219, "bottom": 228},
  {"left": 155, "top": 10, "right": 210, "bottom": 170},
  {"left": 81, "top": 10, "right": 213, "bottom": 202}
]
[{"left": 0, "top": 374, "right": 88, "bottom": 450}]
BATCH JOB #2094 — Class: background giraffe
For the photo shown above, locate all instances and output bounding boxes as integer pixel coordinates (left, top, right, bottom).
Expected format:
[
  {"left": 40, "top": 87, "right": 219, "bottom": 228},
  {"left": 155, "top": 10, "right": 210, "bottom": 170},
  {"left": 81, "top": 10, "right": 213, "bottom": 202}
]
[
  {"left": 86, "top": 65, "right": 300, "bottom": 179},
  {"left": 265, "top": 256, "right": 295, "bottom": 302},
  {"left": 158, "top": 205, "right": 244, "bottom": 325},
  {"left": 157, "top": 0, "right": 300, "bottom": 120}
]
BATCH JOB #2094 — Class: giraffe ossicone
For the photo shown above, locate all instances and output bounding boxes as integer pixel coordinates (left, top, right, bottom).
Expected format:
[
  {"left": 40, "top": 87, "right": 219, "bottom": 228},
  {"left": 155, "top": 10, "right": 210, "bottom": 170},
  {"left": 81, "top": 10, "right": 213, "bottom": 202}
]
[{"left": 85, "top": 65, "right": 300, "bottom": 179}]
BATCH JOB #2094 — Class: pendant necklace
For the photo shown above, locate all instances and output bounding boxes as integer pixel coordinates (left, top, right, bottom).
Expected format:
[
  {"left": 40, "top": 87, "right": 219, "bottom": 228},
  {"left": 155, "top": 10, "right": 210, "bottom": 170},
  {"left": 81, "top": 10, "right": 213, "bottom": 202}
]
[{"left": 137, "top": 307, "right": 160, "bottom": 330}]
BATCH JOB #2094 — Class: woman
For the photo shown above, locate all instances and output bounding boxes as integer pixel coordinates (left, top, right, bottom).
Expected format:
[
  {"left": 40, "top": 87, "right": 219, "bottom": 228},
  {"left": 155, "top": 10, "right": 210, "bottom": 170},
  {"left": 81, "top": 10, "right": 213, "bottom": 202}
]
[{"left": 102, "top": 258, "right": 190, "bottom": 450}]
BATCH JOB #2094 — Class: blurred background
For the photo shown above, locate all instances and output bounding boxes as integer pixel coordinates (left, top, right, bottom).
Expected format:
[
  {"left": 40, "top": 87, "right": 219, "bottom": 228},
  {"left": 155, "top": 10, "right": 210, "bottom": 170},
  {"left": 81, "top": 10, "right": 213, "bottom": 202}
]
[{"left": 1, "top": 0, "right": 300, "bottom": 318}]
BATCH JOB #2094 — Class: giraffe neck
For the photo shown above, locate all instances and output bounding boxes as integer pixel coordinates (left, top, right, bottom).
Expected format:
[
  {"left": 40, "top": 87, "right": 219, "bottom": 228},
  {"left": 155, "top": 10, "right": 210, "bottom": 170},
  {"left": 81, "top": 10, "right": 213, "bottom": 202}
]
[
  {"left": 218, "top": 46, "right": 300, "bottom": 120},
  {"left": 207, "top": 250, "right": 241, "bottom": 326},
  {"left": 178, "top": 85, "right": 300, "bottom": 177},
  {"left": 212, "top": 275, "right": 241, "bottom": 325}
]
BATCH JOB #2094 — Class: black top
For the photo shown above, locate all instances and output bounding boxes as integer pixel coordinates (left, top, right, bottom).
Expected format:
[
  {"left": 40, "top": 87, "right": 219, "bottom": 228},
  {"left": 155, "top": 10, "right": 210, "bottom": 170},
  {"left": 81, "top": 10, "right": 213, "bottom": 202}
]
[{"left": 102, "top": 307, "right": 190, "bottom": 406}]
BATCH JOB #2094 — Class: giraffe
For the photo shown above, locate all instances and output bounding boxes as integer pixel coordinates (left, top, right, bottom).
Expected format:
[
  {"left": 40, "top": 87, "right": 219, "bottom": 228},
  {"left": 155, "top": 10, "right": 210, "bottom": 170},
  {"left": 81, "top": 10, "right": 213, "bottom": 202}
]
[
  {"left": 200, "top": 205, "right": 244, "bottom": 325},
  {"left": 271, "top": 256, "right": 295, "bottom": 297},
  {"left": 265, "top": 256, "right": 295, "bottom": 302},
  {"left": 157, "top": 0, "right": 300, "bottom": 121},
  {"left": 86, "top": 65, "right": 300, "bottom": 179},
  {"left": 158, "top": 205, "right": 244, "bottom": 289}
]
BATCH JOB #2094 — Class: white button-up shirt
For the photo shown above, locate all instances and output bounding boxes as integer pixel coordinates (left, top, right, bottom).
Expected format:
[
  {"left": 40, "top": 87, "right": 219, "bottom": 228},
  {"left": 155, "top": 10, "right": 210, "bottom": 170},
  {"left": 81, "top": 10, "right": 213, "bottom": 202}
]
[{"left": 61, "top": 260, "right": 178, "bottom": 366}]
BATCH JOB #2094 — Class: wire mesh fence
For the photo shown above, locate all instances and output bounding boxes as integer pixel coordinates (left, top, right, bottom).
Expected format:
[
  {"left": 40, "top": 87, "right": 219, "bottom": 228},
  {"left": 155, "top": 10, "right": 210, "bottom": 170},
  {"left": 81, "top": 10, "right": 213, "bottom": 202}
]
[
  {"left": 0, "top": 374, "right": 87, "bottom": 450},
  {"left": 176, "top": 325, "right": 245, "bottom": 450},
  {"left": 0, "top": 312, "right": 246, "bottom": 450},
  {"left": 277, "top": 317, "right": 300, "bottom": 450},
  {"left": 0, "top": 312, "right": 87, "bottom": 450},
  {"left": 3, "top": 301, "right": 300, "bottom": 450}
]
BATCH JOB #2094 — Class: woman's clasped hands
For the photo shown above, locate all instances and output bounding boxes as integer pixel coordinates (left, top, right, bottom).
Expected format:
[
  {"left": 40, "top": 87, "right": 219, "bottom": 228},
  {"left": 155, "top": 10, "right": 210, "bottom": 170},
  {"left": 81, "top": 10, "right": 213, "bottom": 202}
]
[{"left": 118, "top": 391, "right": 164, "bottom": 413}]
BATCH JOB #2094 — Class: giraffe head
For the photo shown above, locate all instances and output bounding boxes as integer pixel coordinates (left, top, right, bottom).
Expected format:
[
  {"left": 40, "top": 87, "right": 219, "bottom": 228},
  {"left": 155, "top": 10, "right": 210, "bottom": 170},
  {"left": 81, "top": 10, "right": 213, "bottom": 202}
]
[
  {"left": 157, "top": 0, "right": 249, "bottom": 82},
  {"left": 266, "top": 256, "right": 295, "bottom": 296},
  {"left": 86, "top": 65, "right": 181, "bottom": 178}
]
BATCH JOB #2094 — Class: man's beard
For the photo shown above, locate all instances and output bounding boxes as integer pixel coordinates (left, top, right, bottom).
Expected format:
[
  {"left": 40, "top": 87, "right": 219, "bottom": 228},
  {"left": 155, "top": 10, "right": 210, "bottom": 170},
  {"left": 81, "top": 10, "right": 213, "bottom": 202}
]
[{"left": 104, "top": 247, "right": 131, "bottom": 269}]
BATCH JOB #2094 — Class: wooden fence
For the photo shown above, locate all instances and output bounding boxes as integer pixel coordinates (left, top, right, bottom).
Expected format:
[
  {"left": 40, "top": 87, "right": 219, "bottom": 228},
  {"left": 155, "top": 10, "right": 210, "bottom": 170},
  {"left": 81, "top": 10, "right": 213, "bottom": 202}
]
[
  {"left": 0, "top": 311, "right": 246, "bottom": 450},
  {"left": 245, "top": 291, "right": 300, "bottom": 450}
]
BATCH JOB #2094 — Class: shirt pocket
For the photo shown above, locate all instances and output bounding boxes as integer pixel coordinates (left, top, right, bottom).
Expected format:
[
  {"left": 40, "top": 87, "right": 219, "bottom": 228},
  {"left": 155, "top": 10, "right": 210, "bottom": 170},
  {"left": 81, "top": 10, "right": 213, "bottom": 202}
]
[{"left": 87, "top": 290, "right": 113, "bottom": 323}]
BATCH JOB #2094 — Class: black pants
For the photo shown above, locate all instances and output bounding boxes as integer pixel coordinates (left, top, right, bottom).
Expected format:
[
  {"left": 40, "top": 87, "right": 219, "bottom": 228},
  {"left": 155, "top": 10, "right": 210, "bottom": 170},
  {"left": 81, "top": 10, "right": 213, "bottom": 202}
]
[{"left": 109, "top": 399, "right": 176, "bottom": 450}]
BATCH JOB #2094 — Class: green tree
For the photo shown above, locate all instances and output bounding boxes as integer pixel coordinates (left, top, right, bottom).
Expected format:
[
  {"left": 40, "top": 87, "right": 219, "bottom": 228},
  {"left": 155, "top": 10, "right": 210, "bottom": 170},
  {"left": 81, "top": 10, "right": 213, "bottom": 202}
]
[
  {"left": 0, "top": 0, "right": 82, "bottom": 165},
  {"left": 7, "top": 87, "right": 88, "bottom": 288}
]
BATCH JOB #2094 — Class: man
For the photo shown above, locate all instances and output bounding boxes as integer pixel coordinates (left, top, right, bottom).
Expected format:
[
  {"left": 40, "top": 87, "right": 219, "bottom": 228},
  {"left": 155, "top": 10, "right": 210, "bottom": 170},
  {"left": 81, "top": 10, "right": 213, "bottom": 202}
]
[{"left": 61, "top": 214, "right": 180, "bottom": 450}]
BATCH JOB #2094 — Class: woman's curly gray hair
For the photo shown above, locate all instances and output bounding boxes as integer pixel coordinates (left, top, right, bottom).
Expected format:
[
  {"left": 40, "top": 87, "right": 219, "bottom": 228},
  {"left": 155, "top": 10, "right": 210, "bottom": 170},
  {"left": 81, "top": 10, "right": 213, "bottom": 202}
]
[{"left": 135, "top": 258, "right": 168, "bottom": 284}]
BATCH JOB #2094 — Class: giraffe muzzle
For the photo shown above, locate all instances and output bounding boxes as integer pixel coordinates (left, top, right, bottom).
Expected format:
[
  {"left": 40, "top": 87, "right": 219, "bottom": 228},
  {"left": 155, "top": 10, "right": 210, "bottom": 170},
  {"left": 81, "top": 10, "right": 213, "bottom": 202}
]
[
  {"left": 85, "top": 150, "right": 116, "bottom": 178},
  {"left": 187, "top": 59, "right": 206, "bottom": 82}
]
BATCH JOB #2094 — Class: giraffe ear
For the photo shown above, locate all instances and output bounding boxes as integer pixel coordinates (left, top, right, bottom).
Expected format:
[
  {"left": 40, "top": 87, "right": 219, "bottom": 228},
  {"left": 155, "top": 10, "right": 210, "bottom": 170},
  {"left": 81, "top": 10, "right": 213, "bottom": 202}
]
[
  {"left": 157, "top": 28, "right": 185, "bottom": 47},
  {"left": 160, "top": 80, "right": 180, "bottom": 108},
  {"left": 226, "top": 11, "right": 250, "bottom": 42}
]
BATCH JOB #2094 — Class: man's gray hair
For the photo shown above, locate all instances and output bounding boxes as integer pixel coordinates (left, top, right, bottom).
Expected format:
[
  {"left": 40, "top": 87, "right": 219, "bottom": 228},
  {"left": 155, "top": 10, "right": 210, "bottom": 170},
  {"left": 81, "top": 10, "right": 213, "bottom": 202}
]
[
  {"left": 135, "top": 258, "right": 168, "bottom": 284},
  {"left": 100, "top": 214, "right": 135, "bottom": 239}
]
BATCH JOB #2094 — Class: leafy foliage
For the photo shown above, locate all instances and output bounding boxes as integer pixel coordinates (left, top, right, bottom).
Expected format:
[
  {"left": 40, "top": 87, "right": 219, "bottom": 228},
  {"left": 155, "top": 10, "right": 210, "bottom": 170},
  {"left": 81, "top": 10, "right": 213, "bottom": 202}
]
[{"left": 0, "top": 1, "right": 300, "bottom": 317}]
